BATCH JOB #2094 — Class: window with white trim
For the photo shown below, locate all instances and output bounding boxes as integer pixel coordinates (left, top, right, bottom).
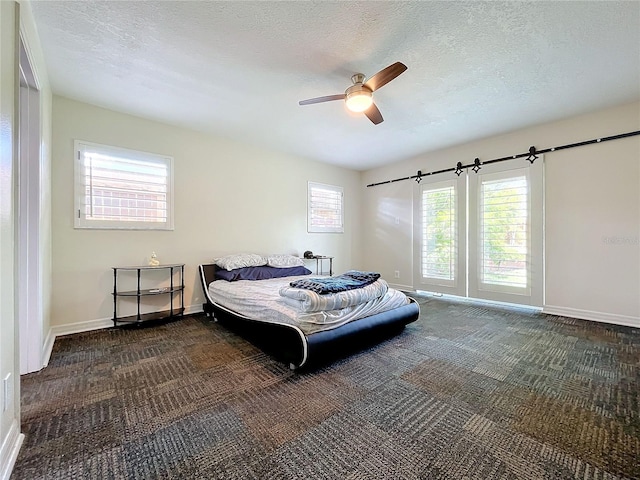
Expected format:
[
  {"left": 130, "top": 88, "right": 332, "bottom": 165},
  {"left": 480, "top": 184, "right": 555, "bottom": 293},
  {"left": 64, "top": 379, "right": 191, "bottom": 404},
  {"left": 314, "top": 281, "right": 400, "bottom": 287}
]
[
  {"left": 420, "top": 181, "right": 456, "bottom": 284},
  {"left": 468, "top": 159, "right": 543, "bottom": 306},
  {"left": 413, "top": 175, "right": 466, "bottom": 296},
  {"left": 308, "top": 182, "right": 343, "bottom": 233},
  {"left": 74, "top": 141, "right": 174, "bottom": 230},
  {"left": 479, "top": 172, "right": 529, "bottom": 290}
]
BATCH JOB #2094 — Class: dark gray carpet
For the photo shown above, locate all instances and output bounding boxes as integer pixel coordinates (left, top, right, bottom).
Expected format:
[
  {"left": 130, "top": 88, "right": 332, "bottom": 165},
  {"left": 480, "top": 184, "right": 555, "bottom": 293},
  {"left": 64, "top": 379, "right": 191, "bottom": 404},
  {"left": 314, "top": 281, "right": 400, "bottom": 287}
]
[{"left": 12, "top": 295, "right": 640, "bottom": 479}]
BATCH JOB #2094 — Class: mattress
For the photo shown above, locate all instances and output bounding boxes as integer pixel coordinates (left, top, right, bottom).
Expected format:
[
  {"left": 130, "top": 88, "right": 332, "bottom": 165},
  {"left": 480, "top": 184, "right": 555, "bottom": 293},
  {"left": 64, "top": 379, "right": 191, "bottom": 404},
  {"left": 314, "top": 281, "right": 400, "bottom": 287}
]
[{"left": 208, "top": 275, "right": 410, "bottom": 335}]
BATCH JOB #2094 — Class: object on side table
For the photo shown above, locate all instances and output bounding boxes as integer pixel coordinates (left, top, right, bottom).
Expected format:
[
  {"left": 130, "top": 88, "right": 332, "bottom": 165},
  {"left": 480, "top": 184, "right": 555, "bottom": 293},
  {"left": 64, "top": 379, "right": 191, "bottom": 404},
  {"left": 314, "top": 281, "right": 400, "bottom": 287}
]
[{"left": 149, "top": 252, "right": 160, "bottom": 266}]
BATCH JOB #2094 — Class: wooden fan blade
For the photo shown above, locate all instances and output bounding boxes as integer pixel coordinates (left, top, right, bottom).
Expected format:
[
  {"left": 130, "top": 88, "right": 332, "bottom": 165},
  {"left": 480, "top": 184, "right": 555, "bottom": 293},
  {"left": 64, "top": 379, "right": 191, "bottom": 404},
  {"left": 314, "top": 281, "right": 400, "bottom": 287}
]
[
  {"left": 299, "top": 94, "right": 345, "bottom": 106},
  {"left": 364, "top": 62, "right": 407, "bottom": 92},
  {"left": 364, "top": 103, "right": 384, "bottom": 125}
]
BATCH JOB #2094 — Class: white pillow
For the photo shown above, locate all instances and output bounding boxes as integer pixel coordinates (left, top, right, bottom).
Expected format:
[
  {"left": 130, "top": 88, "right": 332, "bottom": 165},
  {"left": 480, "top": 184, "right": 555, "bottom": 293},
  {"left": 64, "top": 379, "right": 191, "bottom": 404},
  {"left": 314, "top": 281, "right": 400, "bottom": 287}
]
[
  {"left": 214, "top": 253, "right": 267, "bottom": 271},
  {"left": 267, "top": 254, "right": 306, "bottom": 268}
]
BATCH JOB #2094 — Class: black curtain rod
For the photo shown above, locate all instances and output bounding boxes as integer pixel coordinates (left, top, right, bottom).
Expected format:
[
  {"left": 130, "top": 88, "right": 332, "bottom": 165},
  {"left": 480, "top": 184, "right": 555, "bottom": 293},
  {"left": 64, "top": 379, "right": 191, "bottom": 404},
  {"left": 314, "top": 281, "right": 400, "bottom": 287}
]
[{"left": 366, "top": 130, "right": 640, "bottom": 188}]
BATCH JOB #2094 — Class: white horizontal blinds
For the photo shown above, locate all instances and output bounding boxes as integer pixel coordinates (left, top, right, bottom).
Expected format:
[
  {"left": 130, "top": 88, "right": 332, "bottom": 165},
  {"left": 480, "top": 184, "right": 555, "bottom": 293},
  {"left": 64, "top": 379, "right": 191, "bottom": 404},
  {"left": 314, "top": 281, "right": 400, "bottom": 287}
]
[
  {"left": 75, "top": 141, "right": 173, "bottom": 230},
  {"left": 421, "top": 183, "right": 456, "bottom": 283},
  {"left": 479, "top": 170, "right": 530, "bottom": 292},
  {"left": 83, "top": 151, "right": 168, "bottom": 223},
  {"left": 308, "top": 182, "right": 343, "bottom": 233}
]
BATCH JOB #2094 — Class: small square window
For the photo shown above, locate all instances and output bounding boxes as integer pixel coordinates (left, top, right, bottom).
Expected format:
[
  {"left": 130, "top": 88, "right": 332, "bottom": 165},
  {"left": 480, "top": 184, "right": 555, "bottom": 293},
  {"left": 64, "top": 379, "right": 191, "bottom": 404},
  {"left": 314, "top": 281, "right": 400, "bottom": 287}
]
[
  {"left": 74, "top": 140, "right": 174, "bottom": 230},
  {"left": 308, "top": 182, "right": 343, "bottom": 233}
]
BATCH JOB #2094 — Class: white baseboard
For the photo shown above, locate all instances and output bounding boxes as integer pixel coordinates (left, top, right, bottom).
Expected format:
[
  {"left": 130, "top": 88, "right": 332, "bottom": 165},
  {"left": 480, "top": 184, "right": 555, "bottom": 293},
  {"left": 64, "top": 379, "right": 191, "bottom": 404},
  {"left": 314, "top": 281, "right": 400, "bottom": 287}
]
[
  {"left": 0, "top": 420, "right": 24, "bottom": 480},
  {"left": 184, "top": 304, "right": 204, "bottom": 315},
  {"left": 543, "top": 305, "right": 640, "bottom": 329},
  {"left": 416, "top": 291, "right": 543, "bottom": 312},
  {"left": 41, "top": 318, "right": 112, "bottom": 368},
  {"left": 42, "top": 304, "right": 205, "bottom": 366},
  {"left": 50, "top": 317, "right": 114, "bottom": 338},
  {"left": 42, "top": 327, "right": 55, "bottom": 368},
  {"left": 389, "top": 283, "right": 415, "bottom": 292},
  {"left": 51, "top": 304, "right": 204, "bottom": 337}
]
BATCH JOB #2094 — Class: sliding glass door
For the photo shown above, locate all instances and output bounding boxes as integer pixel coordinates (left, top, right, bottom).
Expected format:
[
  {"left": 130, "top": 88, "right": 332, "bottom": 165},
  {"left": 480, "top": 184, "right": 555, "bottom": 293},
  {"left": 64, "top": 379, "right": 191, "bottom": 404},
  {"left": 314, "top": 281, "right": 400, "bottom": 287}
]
[
  {"left": 414, "top": 158, "right": 543, "bottom": 306},
  {"left": 413, "top": 176, "right": 466, "bottom": 296},
  {"left": 468, "top": 159, "right": 543, "bottom": 306}
]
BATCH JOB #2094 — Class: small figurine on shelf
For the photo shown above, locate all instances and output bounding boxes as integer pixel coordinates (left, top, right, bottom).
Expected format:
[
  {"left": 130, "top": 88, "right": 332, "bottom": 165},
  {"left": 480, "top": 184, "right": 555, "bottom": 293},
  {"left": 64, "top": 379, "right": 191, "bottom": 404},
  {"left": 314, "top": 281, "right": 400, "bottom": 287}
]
[{"left": 149, "top": 252, "right": 160, "bottom": 267}]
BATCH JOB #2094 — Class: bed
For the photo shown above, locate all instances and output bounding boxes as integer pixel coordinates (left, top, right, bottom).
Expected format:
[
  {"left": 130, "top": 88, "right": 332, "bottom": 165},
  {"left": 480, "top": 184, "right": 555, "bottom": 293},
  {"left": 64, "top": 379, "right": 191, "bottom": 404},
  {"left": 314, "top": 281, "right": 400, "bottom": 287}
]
[{"left": 198, "top": 258, "right": 420, "bottom": 370}]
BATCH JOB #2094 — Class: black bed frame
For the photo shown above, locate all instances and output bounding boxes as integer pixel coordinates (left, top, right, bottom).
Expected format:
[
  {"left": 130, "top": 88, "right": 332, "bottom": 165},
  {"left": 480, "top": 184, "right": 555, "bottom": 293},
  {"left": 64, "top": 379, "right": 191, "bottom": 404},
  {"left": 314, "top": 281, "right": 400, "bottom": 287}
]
[{"left": 198, "top": 264, "right": 420, "bottom": 370}]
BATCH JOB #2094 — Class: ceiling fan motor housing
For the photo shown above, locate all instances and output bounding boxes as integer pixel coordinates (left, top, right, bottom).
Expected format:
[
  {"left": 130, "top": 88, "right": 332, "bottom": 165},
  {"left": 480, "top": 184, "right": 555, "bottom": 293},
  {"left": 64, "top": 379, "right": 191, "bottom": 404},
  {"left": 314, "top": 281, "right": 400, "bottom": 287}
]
[{"left": 350, "top": 73, "right": 366, "bottom": 84}]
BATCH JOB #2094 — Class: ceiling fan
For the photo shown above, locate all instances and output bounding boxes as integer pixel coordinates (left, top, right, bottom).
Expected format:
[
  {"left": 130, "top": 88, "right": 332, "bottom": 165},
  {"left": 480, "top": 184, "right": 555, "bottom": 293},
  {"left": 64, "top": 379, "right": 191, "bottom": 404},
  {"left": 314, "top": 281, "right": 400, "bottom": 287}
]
[{"left": 298, "top": 62, "right": 407, "bottom": 125}]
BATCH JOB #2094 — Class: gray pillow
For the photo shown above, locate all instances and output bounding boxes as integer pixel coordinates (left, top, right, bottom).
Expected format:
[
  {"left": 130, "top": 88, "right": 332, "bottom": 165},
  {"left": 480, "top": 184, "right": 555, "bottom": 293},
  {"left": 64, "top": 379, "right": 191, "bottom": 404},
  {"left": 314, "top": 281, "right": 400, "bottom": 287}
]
[
  {"left": 214, "top": 253, "right": 267, "bottom": 271},
  {"left": 267, "top": 254, "right": 305, "bottom": 268}
]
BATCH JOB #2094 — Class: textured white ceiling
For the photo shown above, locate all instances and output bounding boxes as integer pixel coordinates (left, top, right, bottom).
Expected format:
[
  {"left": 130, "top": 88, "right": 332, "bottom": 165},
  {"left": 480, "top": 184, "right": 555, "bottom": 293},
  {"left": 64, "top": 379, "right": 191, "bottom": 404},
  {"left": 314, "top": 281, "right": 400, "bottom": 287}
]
[{"left": 31, "top": 1, "right": 640, "bottom": 170}]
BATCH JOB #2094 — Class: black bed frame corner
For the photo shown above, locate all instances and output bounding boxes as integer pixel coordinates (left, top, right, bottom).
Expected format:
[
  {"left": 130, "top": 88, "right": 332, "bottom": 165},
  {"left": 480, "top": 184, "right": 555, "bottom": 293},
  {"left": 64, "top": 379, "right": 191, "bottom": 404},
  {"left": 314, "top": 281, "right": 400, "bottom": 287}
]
[{"left": 198, "top": 263, "right": 217, "bottom": 317}]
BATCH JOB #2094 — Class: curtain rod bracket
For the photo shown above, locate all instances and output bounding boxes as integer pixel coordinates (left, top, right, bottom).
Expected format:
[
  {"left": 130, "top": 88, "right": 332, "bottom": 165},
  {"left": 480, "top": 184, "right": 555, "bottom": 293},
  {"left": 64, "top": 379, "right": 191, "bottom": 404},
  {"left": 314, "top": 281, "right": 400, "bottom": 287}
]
[
  {"left": 455, "top": 162, "right": 464, "bottom": 176},
  {"left": 472, "top": 158, "right": 482, "bottom": 173},
  {"left": 526, "top": 146, "right": 538, "bottom": 164}
]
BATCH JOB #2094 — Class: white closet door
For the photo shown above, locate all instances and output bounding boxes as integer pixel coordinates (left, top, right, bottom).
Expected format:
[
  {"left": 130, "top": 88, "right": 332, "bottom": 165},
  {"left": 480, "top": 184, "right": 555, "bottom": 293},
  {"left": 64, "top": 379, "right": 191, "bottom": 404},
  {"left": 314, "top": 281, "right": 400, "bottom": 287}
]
[
  {"left": 413, "top": 175, "right": 466, "bottom": 296},
  {"left": 468, "top": 158, "right": 543, "bottom": 306}
]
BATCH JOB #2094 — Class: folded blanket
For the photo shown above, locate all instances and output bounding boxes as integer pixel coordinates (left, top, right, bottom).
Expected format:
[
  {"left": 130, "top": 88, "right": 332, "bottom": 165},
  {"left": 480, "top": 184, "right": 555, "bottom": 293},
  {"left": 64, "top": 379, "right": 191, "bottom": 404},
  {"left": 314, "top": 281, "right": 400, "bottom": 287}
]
[
  {"left": 279, "top": 279, "right": 389, "bottom": 313},
  {"left": 288, "top": 270, "right": 381, "bottom": 294}
]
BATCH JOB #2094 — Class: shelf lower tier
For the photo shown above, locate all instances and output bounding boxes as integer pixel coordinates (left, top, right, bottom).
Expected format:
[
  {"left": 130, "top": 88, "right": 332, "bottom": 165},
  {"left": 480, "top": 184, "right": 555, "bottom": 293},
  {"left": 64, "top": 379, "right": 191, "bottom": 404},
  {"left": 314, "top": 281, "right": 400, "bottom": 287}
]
[{"left": 113, "top": 308, "right": 185, "bottom": 326}]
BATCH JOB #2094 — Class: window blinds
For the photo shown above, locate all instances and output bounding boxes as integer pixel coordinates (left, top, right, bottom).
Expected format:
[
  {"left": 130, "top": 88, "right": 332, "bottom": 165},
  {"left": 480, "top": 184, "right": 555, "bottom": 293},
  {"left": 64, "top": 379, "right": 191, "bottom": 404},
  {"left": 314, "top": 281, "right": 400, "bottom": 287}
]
[
  {"left": 308, "top": 182, "right": 343, "bottom": 233},
  {"left": 421, "top": 185, "right": 456, "bottom": 282},
  {"left": 479, "top": 175, "right": 528, "bottom": 288},
  {"left": 75, "top": 141, "right": 173, "bottom": 230}
]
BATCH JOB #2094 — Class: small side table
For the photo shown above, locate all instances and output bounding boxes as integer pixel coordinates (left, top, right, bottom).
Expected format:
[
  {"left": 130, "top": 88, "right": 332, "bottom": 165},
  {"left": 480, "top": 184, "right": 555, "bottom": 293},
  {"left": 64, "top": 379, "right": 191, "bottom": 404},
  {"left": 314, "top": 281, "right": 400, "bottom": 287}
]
[
  {"left": 112, "top": 264, "right": 185, "bottom": 326},
  {"left": 313, "top": 256, "right": 333, "bottom": 276}
]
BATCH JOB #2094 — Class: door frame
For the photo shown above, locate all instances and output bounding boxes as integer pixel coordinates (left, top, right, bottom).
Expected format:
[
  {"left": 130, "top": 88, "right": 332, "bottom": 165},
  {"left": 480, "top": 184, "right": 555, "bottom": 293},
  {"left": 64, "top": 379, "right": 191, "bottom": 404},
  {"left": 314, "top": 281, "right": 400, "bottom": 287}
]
[
  {"left": 412, "top": 174, "right": 467, "bottom": 297},
  {"left": 467, "top": 157, "right": 544, "bottom": 307},
  {"left": 17, "top": 31, "right": 43, "bottom": 374}
]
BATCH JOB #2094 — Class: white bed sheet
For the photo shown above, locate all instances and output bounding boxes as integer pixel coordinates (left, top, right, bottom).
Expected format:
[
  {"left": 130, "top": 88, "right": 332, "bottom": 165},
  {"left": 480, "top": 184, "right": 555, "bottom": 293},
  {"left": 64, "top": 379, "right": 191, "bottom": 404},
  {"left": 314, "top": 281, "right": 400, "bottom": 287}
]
[{"left": 208, "top": 275, "right": 409, "bottom": 335}]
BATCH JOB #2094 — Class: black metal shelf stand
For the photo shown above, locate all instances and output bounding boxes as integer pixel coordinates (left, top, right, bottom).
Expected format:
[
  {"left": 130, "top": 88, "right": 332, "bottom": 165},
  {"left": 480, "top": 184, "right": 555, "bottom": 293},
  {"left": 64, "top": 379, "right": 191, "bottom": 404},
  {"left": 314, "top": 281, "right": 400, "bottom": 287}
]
[{"left": 112, "top": 264, "right": 185, "bottom": 326}]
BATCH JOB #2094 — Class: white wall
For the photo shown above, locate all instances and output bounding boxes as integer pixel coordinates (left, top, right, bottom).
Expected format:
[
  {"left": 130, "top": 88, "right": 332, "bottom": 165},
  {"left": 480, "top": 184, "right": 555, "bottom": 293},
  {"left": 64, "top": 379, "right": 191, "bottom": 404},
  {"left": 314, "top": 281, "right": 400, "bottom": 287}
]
[
  {"left": 0, "top": 3, "right": 21, "bottom": 476},
  {"left": 51, "top": 96, "right": 362, "bottom": 330},
  {"left": 361, "top": 101, "right": 640, "bottom": 326},
  {"left": 1, "top": 1, "right": 52, "bottom": 477}
]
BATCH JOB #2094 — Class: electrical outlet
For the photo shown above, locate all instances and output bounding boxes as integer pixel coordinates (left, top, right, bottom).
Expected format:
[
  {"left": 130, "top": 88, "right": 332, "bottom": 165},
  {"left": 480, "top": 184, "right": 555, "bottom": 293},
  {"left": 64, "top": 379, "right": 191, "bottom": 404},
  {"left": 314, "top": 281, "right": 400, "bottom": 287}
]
[{"left": 394, "top": 270, "right": 400, "bottom": 279}]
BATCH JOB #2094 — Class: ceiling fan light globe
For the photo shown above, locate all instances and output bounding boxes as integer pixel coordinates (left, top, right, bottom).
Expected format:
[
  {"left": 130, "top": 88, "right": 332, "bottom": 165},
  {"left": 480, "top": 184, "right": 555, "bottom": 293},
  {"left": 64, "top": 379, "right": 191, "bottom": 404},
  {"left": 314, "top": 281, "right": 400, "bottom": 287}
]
[{"left": 345, "top": 91, "right": 373, "bottom": 112}]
